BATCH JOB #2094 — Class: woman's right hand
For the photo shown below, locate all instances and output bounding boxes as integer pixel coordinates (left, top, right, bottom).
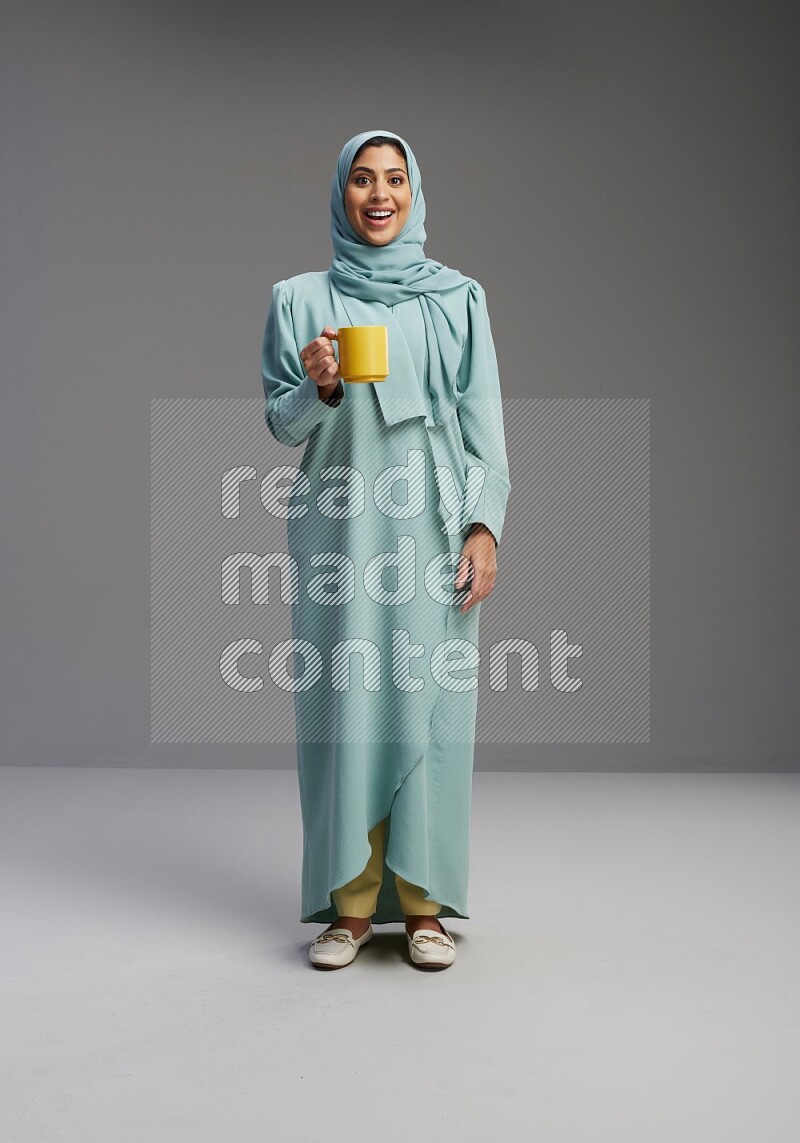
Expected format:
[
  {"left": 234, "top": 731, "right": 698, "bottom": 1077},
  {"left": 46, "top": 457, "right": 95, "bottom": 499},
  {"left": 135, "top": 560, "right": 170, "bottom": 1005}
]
[{"left": 300, "top": 327, "right": 341, "bottom": 398}]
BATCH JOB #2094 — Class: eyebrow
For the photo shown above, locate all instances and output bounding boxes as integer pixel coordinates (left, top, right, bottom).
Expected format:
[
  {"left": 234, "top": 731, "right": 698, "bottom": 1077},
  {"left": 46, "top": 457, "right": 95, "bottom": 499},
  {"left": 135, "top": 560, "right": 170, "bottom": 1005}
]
[{"left": 351, "top": 166, "right": 406, "bottom": 175}]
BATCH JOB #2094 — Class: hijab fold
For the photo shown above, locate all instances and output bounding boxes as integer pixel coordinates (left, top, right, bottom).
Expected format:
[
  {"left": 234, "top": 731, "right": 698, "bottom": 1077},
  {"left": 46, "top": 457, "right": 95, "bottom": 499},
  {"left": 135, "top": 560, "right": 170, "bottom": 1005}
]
[{"left": 328, "top": 129, "right": 471, "bottom": 428}]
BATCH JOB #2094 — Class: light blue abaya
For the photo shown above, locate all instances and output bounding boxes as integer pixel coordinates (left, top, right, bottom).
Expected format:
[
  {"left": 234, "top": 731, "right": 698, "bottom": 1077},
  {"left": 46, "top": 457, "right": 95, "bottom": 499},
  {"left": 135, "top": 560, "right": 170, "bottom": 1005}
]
[{"left": 261, "top": 130, "right": 510, "bottom": 923}]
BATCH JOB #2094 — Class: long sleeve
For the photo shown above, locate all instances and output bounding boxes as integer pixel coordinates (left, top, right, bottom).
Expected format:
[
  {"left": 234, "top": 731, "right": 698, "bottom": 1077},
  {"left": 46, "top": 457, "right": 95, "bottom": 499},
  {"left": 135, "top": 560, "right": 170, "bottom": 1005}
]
[
  {"left": 455, "top": 280, "right": 511, "bottom": 547},
  {"left": 261, "top": 280, "right": 343, "bottom": 447}
]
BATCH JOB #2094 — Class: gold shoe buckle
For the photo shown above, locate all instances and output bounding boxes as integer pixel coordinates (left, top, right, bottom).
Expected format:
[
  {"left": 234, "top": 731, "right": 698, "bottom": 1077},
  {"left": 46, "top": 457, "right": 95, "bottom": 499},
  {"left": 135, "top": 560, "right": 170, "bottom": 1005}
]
[
  {"left": 412, "top": 933, "right": 452, "bottom": 948},
  {"left": 315, "top": 932, "right": 353, "bottom": 946}
]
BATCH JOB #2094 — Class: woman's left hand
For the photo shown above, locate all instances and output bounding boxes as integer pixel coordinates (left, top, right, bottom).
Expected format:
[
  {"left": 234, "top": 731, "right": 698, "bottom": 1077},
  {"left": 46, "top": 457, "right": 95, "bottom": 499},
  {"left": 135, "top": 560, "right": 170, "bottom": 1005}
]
[{"left": 454, "top": 525, "right": 497, "bottom": 614}]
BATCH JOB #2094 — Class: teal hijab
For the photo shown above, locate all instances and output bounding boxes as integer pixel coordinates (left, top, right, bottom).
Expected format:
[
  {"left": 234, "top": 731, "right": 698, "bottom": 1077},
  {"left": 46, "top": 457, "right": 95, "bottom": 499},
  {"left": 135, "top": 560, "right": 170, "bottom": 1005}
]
[{"left": 328, "top": 128, "right": 471, "bottom": 427}]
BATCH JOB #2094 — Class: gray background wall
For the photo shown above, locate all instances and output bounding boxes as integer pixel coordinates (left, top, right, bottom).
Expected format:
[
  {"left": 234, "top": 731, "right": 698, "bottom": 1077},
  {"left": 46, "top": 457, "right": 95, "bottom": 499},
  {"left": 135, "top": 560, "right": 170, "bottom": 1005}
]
[{"left": 2, "top": 0, "right": 797, "bottom": 769}]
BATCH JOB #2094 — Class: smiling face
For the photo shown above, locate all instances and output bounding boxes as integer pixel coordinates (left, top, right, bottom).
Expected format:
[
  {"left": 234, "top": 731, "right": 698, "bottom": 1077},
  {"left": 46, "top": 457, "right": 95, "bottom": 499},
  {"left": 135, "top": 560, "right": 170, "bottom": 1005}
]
[{"left": 344, "top": 144, "right": 412, "bottom": 246}]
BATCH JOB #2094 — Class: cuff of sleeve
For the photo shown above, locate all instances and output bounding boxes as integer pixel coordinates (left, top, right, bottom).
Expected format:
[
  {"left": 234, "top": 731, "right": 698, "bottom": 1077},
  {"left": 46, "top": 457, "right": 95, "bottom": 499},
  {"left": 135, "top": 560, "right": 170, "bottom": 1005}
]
[
  {"left": 271, "top": 373, "right": 343, "bottom": 444},
  {"left": 321, "top": 380, "right": 344, "bottom": 407},
  {"left": 463, "top": 464, "right": 510, "bottom": 547}
]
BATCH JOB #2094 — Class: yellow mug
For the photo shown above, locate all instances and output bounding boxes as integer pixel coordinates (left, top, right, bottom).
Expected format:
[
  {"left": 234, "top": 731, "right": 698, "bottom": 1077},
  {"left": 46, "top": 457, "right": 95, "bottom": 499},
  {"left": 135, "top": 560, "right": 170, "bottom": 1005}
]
[{"left": 337, "top": 325, "right": 389, "bottom": 383}]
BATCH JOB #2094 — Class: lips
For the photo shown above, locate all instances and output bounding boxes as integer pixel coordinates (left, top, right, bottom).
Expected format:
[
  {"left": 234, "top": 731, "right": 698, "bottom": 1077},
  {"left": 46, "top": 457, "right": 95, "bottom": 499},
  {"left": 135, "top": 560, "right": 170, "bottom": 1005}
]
[{"left": 363, "top": 209, "right": 395, "bottom": 229}]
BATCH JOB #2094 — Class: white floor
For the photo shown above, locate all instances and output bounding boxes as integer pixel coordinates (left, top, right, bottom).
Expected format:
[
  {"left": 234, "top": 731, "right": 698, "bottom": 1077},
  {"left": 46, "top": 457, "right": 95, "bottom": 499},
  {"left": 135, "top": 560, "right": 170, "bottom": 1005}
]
[{"left": 1, "top": 767, "right": 799, "bottom": 1142}]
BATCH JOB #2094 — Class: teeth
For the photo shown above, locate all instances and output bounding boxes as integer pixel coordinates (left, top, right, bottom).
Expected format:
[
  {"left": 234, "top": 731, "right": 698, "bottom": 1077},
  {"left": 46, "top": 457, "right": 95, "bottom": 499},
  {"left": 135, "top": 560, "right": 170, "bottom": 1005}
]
[{"left": 366, "top": 211, "right": 392, "bottom": 218}]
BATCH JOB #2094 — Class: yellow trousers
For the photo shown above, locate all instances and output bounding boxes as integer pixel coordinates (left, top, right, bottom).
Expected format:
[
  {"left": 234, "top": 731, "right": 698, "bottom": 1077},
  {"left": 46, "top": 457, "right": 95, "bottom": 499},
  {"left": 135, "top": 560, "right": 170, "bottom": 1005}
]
[{"left": 331, "top": 818, "right": 441, "bottom": 918}]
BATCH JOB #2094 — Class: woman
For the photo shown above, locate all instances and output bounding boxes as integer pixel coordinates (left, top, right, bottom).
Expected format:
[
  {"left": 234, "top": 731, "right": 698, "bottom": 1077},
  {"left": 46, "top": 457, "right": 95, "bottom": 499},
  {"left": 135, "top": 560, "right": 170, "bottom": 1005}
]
[{"left": 261, "top": 129, "right": 510, "bottom": 970}]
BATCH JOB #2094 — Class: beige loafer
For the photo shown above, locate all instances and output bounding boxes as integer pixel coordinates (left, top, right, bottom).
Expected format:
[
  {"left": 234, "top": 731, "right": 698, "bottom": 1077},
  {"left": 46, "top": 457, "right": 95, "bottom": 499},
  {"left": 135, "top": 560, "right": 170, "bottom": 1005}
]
[
  {"left": 309, "top": 924, "right": 373, "bottom": 969},
  {"left": 406, "top": 924, "right": 456, "bottom": 969}
]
